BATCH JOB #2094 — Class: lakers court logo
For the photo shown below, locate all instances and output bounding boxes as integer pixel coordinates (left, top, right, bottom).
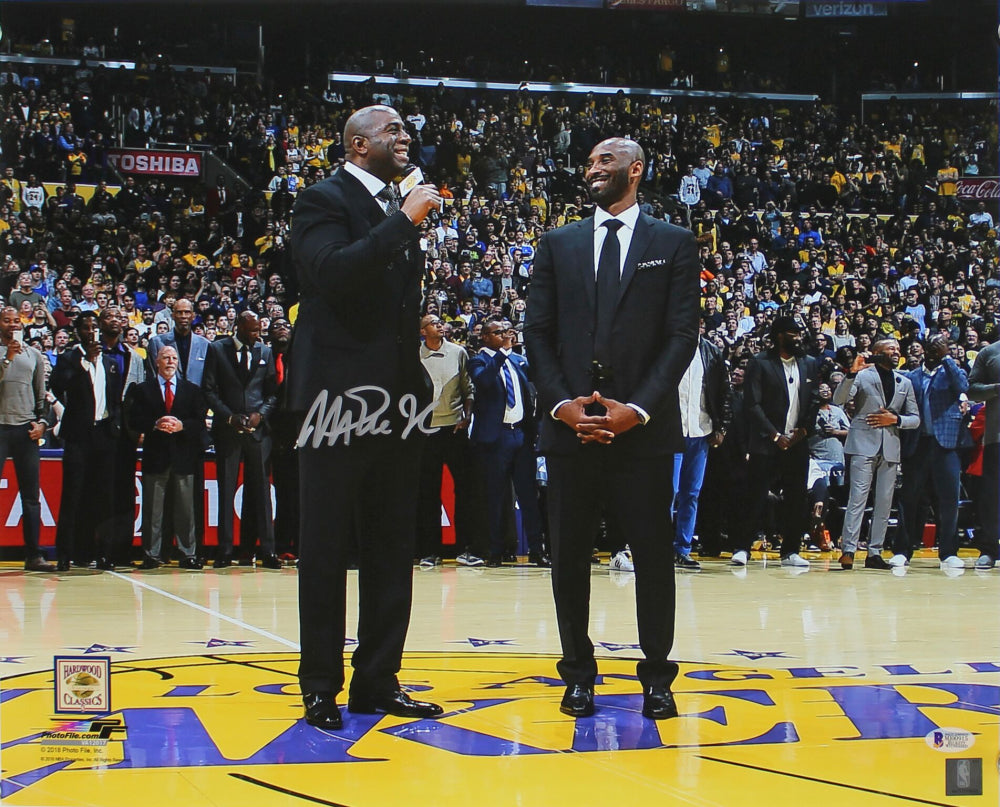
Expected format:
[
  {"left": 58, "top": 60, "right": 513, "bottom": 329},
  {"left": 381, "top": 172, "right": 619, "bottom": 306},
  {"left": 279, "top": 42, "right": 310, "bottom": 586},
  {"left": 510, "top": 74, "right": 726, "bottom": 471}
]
[{"left": 3, "top": 652, "right": 998, "bottom": 805}]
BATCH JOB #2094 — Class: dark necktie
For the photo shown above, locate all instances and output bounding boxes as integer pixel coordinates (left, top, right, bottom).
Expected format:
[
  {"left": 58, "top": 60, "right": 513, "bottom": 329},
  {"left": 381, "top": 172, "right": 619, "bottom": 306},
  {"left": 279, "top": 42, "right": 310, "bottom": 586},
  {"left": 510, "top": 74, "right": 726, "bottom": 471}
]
[
  {"left": 164, "top": 378, "right": 174, "bottom": 413},
  {"left": 239, "top": 346, "right": 250, "bottom": 380},
  {"left": 376, "top": 184, "right": 401, "bottom": 216},
  {"left": 595, "top": 219, "right": 623, "bottom": 367},
  {"left": 502, "top": 359, "right": 516, "bottom": 409}
]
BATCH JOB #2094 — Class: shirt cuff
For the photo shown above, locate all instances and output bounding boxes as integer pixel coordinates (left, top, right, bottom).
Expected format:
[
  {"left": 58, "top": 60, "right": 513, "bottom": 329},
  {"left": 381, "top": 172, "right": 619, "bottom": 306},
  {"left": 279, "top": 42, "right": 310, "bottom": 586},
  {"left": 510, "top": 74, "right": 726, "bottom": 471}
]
[
  {"left": 626, "top": 403, "right": 650, "bottom": 425},
  {"left": 550, "top": 399, "right": 572, "bottom": 420}
]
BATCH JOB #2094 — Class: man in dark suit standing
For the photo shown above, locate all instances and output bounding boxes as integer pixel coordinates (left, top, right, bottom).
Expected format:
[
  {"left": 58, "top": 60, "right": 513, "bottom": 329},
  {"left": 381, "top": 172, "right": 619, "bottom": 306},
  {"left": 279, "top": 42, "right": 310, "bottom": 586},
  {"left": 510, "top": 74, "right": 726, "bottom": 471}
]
[
  {"left": 736, "top": 316, "right": 820, "bottom": 569},
  {"left": 203, "top": 310, "right": 281, "bottom": 570},
  {"left": 897, "top": 334, "right": 970, "bottom": 570},
  {"left": 468, "top": 320, "right": 549, "bottom": 567},
  {"left": 289, "top": 104, "right": 444, "bottom": 730},
  {"left": 127, "top": 346, "right": 207, "bottom": 569},
  {"left": 51, "top": 311, "right": 124, "bottom": 571},
  {"left": 524, "top": 138, "right": 700, "bottom": 720}
]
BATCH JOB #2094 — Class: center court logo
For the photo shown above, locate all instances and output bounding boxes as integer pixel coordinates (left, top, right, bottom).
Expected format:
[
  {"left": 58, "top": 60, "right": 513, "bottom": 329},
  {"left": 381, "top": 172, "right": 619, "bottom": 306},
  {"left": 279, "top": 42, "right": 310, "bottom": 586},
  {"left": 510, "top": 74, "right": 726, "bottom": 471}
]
[{"left": 2, "top": 652, "right": 998, "bottom": 806}]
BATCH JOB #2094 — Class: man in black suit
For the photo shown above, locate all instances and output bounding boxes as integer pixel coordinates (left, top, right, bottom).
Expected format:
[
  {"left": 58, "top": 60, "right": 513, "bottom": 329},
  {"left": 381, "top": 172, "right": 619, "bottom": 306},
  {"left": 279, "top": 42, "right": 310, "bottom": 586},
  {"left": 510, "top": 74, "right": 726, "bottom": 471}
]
[
  {"left": 523, "top": 138, "right": 700, "bottom": 720},
  {"left": 127, "top": 346, "right": 206, "bottom": 569},
  {"left": 289, "top": 104, "right": 444, "bottom": 730},
  {"left": 51, "top": 311, "right": 124, "bottom": 571},
  {"left": 468, "top": 320, "right": 549, "bottom": 567},
  {"left": 736, "top": 316, "right": 820, "bottom": 569},
  {"left": 203, "top": 311, "right": 281, "bottom": 570}
]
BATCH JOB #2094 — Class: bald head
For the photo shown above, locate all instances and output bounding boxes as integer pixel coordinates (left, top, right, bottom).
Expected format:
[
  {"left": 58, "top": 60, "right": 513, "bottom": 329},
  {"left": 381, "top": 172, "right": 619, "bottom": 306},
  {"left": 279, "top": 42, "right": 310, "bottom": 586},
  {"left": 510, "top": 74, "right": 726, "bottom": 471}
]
[
  {"left": 585, "top": 137, "right": 645, "bottom": 214},
  {"left": 343, "top": 105, "right": 410, "bottom": 182}
]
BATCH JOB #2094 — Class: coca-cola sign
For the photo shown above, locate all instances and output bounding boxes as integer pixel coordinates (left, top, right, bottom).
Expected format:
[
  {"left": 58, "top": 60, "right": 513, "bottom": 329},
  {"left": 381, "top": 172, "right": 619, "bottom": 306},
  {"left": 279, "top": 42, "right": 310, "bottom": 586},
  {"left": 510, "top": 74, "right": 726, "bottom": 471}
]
[{"left": 956, "top": 177, "right": 1000, "bottom": 200}]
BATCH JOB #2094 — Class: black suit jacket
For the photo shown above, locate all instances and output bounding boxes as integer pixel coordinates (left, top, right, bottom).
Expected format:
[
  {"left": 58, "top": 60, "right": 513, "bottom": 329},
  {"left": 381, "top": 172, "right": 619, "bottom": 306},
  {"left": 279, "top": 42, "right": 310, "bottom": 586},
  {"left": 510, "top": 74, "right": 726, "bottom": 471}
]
[
  {"left": 287, "top": 167, "right": 432, "bottom": 429},
  {"left": 523, "top": 213, "right": 701, "bottom": 457},
  {"left": 50, "top": 346, "right": 123, "bottom": 443},
  {"left": 127, "top": 376, "right": 207, "bottom": 475},
  {"left": 203, "top": 338, "right": 278, "bottom": 445},
  {"left": 744, "top": 350, "right": 821, "bottom": 455}
]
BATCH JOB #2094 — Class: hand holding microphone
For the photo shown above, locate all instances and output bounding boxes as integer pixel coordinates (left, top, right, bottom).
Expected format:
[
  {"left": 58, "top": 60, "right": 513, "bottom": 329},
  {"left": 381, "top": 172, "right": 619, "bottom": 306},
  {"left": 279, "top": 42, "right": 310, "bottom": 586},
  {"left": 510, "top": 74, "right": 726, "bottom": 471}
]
[{"left": 398, "top": 166, "right": 441, "bottom": 226}]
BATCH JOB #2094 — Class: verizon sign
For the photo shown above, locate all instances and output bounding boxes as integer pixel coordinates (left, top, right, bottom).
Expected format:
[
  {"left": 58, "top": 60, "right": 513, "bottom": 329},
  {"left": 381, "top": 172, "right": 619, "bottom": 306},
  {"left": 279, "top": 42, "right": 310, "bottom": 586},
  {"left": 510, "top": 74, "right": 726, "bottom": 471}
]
[
  {"left": 107, "top": 149, "right": 203, "bottom": 178},
  {"left": 956, "top": 177, "right": 1000, "bottom": 201}
]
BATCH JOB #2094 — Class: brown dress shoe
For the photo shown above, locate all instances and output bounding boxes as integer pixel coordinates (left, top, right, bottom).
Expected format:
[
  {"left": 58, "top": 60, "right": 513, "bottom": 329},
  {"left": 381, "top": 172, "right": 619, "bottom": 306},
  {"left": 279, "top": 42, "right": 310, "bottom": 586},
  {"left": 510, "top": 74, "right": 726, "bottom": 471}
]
[
  {"left": 25, "top": 556, "right": 57, "bottom": 572},
  {"left": 839, "top": 552, "right": 854, "bottom": 570}
]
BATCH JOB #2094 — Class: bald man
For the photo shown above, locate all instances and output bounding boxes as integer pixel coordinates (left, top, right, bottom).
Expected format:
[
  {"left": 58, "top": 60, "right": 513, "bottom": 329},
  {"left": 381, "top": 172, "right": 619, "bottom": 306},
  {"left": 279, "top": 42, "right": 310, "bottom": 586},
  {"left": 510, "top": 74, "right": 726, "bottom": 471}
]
[
  {"left": 524, "top": 137, "right": 700, "bottom": 720},
  {"left": 290, "top": 104, "right": 444, "bottom": 729}
]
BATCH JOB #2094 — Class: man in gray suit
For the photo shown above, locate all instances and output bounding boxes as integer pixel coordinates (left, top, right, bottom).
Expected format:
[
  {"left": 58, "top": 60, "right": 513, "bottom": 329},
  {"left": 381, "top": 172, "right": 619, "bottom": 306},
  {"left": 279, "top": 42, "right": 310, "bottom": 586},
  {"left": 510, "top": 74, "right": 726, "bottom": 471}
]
[
  {"left": 833, "top": 338, "right": 919, "bottom": 570},
  {"left": 147, "top": 299, "right": 210, "bottom": 386},
  {"left": 969, "top": 339, "right": 999, "bottom": 569}
]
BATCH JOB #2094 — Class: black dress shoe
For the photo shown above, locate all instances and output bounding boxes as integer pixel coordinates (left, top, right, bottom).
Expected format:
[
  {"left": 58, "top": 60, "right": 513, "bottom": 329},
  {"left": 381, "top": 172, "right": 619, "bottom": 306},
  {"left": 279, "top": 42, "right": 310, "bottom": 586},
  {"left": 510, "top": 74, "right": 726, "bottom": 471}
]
[
  {"left": 864, "top": 554, "right": 890, "bottom": 570},
  {"left": 560, "top": 683, "right": 595, "bottom": 717},
  {"left": 642, "top": 685, "right": 678, "bottom": 720},
  {"left": 528, "top": 552, "right": 552, "bottom": 568},
  {"left": 214, "top": 554, "right": 233, "bottom": 569},
  {"left": 139, "top": 557, "right": 161, "bottom": 570},
  {"left": 25, "top": 556, "right": 57, "bottom": 572},
  {"left": 95, "top": 558, "right": 116, "bottom": 571},
  {"left": 502, "top": 552, "right": 518, "bottom": 564},
  {"left": 259, "top": 554, "right": 282, "bottom": 569},
  {"left": 303, "top": 692, "right": 343, "bottom": 730},
  {"left": 347, "top": 689, "right": 444, "bottom": 718},
  {"left": 179, "top": 557, "right": 204, "bottom": 570},
  {"left": 674, "top": 553, "right": 701, "bottom": 571},
  {"left": 56, "top": 559, "right": 70, "bottom": 572},
  {"left": 238, "top": 555, "right": 256, "bottom": 567},
  {"left": 485, "top": 555, "right": 502, "bottom": 568}
]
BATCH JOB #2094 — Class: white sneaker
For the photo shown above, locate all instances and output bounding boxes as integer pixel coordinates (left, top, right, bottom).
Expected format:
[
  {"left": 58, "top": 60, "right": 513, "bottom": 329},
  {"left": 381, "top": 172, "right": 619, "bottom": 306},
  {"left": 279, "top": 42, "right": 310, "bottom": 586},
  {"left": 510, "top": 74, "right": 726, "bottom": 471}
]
[
  {"left": 456, "top": 552, "right": 485, "bottom": 567},
  {"left": 730, "top": 550, "right": 749, "bottom": 567},
  {"left": 891, "top": 566, "right": 908, "bottom": 577},
  {"left": 610, "top": 548, "right": 634, "bottom": 572},
  {"left": 780, "top": 553, "right": 810, "bottom": 569},
  {"left": 974, "top": 555, "right": 995, "bottom": 570},
  {"left": 942, "top": 565, "right": 966, "bottom": 578},
  {"left": 418, "top": 556, "right": 441, "bottom": 569},
  {"left": 887, "top": 554, "right": 909, "bottom": 567},
  {"left": 940, "top": 555, "right": 966, "bottom": 569}
]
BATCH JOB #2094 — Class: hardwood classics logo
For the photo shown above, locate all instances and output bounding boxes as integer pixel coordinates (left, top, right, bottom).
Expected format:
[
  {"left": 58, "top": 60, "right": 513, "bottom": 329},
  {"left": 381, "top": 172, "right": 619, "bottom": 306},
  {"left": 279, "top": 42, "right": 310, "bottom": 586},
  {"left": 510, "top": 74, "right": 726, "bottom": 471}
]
[{"left": 2, "top": 652, "right": 998, "bottom": 806}]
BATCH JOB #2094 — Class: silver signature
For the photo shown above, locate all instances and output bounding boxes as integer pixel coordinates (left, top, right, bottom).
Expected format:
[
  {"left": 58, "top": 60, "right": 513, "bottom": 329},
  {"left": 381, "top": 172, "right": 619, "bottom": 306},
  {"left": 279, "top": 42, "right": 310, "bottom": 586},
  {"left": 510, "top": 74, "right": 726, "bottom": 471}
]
[{"left": 296, "top": 386, "right": 437, "bottom": 448}]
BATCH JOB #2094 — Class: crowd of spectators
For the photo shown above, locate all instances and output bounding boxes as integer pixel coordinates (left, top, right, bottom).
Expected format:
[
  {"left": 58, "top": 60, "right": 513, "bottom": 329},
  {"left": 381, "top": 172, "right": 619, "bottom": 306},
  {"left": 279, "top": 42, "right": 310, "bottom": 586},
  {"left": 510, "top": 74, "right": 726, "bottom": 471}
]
[{"left": 0, "top": 33, "right": 997, "bottom": 565}]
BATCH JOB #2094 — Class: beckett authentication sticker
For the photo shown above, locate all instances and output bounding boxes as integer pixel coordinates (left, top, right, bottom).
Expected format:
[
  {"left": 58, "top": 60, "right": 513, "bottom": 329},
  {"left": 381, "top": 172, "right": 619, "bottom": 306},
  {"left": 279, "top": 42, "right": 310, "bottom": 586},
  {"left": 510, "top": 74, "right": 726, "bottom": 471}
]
[{"left": 54, "top": 656, "right": 111, "bottom": 714}]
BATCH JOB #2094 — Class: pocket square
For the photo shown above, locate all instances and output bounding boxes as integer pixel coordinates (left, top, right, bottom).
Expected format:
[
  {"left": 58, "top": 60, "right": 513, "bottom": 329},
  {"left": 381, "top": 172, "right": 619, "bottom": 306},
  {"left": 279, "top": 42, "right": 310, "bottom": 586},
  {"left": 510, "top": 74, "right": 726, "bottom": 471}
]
[{"left": 636, "top": 258, "right": 667, "bottom": 271}]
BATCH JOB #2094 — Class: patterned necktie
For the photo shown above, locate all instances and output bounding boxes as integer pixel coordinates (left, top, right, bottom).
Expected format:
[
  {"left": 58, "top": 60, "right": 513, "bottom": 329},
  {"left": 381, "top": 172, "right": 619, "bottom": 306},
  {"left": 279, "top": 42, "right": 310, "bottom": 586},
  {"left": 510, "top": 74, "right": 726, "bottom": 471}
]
[
  {"left": 595, "top": 219, "right": 623, "bottom": 367},
  {"left": 376, "top": 184, "right": 401, "bottom": 216},
  {"left": 164, "top": 379, "right": 174, "bottom": 413},
  {"left": 502, "top": 360, "right": 516, "bottom": 409}
]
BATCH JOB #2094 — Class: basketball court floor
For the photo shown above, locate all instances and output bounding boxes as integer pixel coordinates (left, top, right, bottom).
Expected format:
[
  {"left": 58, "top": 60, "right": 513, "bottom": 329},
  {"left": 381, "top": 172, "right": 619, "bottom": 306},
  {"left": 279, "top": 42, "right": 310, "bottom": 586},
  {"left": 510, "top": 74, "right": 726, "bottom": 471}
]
[{"left": 2, "top": 547, "right": 998, "bottom": 806}]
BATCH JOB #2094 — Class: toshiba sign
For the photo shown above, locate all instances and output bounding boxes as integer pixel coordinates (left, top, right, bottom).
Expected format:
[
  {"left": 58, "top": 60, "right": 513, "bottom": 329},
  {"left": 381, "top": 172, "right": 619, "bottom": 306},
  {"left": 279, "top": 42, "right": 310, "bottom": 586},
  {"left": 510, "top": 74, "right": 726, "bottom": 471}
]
[{"left": 107, "top": 149, "right": 203, "bottom": 178}]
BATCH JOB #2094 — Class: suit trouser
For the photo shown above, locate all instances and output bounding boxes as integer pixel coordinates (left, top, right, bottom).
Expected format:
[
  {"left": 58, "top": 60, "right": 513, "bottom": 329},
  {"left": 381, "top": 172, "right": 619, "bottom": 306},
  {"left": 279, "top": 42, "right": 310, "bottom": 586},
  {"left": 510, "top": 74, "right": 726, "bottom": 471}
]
[
  {"left": 476, "top": 425, "right": 543, "bottom": 557},
  {"left": 840, "top": 452, "right": 897, "bottom": 554},
  {"left": 143, "top": 470, "right": 197, "bottom": 559},
  {"left": 0, "top": 424, "right": 41, "bottom": 559},
  {"left": 738, "top": 443, "right": 809, "bottom": 556},
  {"left": 55, "top": 423, "right": 116, "bottom": 563},
  {"left": 215, "top": 433, "right": 274, "bottom": 557},
  {"left": 548, "top": 450, "right": 677, "bottom": 689},
  {"left": 698, "top": 449, "right": 748, "bottom": 556},
  {"left": 897, "top": 435, "right": 961, "bottom": 560},
  {"left": 975, "top": 444, "right": 999, "bottom": 559},
  {"left": 672, "top": 435, "right": 710, "bottom": 556},
  {"left": 416, "top": 426, "right": 473, "bottom": 557},
  {"left": 110, "top": 438, "right": 139, "bottom": 564},
  {"left": 270, "top": 438, "right": 300, "bottom": 556},
  {"left": 297, "top": 437, "right": 422, "bottom": 697}
]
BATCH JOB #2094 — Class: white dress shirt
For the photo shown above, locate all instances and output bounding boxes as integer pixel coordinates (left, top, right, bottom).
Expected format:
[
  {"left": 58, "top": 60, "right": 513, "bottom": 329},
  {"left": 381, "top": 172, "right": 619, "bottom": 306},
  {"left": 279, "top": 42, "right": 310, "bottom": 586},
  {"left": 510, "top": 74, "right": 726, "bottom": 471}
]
[
  {"left": 80, "top": 346, "right": 108, "bottom": 423},
  {"left": 781, "top": 355, "right": 801, "bottom": 435},
  {"left": 343, "top": 160, "right": 396, "bottom": 214},
  {"left": 592, "top": 203, "right": 640, "bottom": 280},
  {"left": 480, "top": 346, "right": 524, "bottom": 424}
]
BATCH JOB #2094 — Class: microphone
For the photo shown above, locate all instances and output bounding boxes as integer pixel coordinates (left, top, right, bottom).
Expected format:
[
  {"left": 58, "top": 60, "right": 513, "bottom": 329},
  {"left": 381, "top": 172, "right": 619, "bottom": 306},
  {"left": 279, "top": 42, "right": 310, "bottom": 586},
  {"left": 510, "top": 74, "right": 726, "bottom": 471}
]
[{"left": 397, "top": 165, "right": 425, "bottom": 198}]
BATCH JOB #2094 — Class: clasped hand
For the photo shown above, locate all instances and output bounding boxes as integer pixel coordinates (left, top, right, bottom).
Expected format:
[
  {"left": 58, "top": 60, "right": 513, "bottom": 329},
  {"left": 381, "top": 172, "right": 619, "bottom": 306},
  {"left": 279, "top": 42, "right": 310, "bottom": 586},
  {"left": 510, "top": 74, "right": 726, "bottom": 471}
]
[{"left": 557, "top": 391, "right": 640, "bottom": 445}]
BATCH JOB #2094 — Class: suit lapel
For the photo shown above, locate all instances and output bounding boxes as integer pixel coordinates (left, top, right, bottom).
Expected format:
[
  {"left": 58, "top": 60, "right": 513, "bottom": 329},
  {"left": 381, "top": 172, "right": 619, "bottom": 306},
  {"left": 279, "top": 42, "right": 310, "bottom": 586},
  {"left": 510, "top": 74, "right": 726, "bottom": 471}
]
[
  {"left": 768, "top": 355, "right": 789, "bottom": 409},
  {"left": 340, "top": 169, "right": 386, "bottom": 228},
  {"left": 617, "top": 214, "right": 653, "bottom": 307},
  {"left": 573, "top": 220, "right": 597, "bottom": 316}
]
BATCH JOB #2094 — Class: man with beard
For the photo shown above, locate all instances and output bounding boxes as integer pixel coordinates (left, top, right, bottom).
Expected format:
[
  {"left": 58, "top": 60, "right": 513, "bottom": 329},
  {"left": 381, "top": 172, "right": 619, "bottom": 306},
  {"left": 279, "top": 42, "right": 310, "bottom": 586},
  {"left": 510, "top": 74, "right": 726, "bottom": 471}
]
[
  {"left": 289, "top": 105, "right": 444, "bottom": 730},
  {"left": 833, "top": 339, "right": 919, "bottom": 570},
  {"left": 524, "top": 137, "right": 700, "bottom": 720},
  {"left": 735, "top": 316, "right": 820, "bottom": 569}
]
